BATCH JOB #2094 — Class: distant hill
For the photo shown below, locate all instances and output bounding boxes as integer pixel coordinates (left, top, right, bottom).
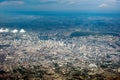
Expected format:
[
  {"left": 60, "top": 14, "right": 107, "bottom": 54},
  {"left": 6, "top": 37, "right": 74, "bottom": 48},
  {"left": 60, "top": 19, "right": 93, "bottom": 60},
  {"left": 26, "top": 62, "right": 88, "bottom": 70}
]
[{"left": 70, "top": 31, "right": 120, "bottom": 37}]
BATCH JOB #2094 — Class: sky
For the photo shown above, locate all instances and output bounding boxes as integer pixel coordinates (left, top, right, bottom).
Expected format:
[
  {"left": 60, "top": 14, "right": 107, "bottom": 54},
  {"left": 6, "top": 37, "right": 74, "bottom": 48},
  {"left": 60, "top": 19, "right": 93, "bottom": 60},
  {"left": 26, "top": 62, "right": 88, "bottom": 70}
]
[{"left": 0, "top": 0, "right": 120, "bottom": 15}]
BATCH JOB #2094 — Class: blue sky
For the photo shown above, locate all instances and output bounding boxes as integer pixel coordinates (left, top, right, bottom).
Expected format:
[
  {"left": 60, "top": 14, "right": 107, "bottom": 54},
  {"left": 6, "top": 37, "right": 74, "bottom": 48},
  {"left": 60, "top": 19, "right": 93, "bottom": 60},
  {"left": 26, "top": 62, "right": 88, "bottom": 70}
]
[{"left": 0, "top": 0, "right": 120, "bottom": 14}]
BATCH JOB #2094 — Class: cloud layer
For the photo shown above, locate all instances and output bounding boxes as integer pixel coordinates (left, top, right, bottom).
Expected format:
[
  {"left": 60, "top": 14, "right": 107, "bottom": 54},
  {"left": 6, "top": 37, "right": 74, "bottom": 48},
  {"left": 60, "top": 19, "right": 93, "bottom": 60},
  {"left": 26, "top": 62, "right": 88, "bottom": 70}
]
[
  {"left": 0, "top": 1, "right": 24, "bottom": 6},
  {"left": 0, "top": 0, "right": 120, "bottom": 13},
  {"left": 99, "top": 3, "right": 108, "bottom": 8}
]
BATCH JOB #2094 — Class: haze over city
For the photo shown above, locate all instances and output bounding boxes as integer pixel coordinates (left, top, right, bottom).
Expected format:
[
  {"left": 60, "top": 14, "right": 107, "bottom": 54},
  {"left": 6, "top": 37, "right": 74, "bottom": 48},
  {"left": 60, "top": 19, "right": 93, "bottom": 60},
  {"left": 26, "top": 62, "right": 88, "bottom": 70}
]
[{"left": 0, "top": 0, "right": 120, "bottom": 80}]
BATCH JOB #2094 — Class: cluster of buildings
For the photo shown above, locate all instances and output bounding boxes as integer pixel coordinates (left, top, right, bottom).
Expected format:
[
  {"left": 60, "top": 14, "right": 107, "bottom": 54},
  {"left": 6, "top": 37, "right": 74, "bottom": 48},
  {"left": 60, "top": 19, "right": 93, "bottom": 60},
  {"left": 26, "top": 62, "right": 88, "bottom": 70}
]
[{"left": 0, "top": 29, "right": 120, "bottom": 79}]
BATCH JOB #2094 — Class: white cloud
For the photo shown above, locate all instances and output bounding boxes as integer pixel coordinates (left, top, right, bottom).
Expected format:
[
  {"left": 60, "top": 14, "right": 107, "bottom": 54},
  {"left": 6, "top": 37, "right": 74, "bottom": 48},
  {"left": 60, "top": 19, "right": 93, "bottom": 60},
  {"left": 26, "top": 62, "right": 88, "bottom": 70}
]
[
  {"left": 37, "top": 0, "right": 59, "bottom": 3},
  {"left": 66, "top": 0, "right": 76, "bottom": 5},
  {"left": 0, "top": 28, "right": 9, "bottom": 33},
  {"left": 34, "top": 0, "right": 77, "bottom": 5},
  {"left": 0, "top": 1, "right": 24, "bottom": 6},
  {"left": 99, "top": 3, "right": 108, "bottom": 8},
  {"left": 11, "top": 29, "right": 18, "bottom": 33},
  {"left": 20, "top": 29, "right": 26, "bottom": 33}
]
